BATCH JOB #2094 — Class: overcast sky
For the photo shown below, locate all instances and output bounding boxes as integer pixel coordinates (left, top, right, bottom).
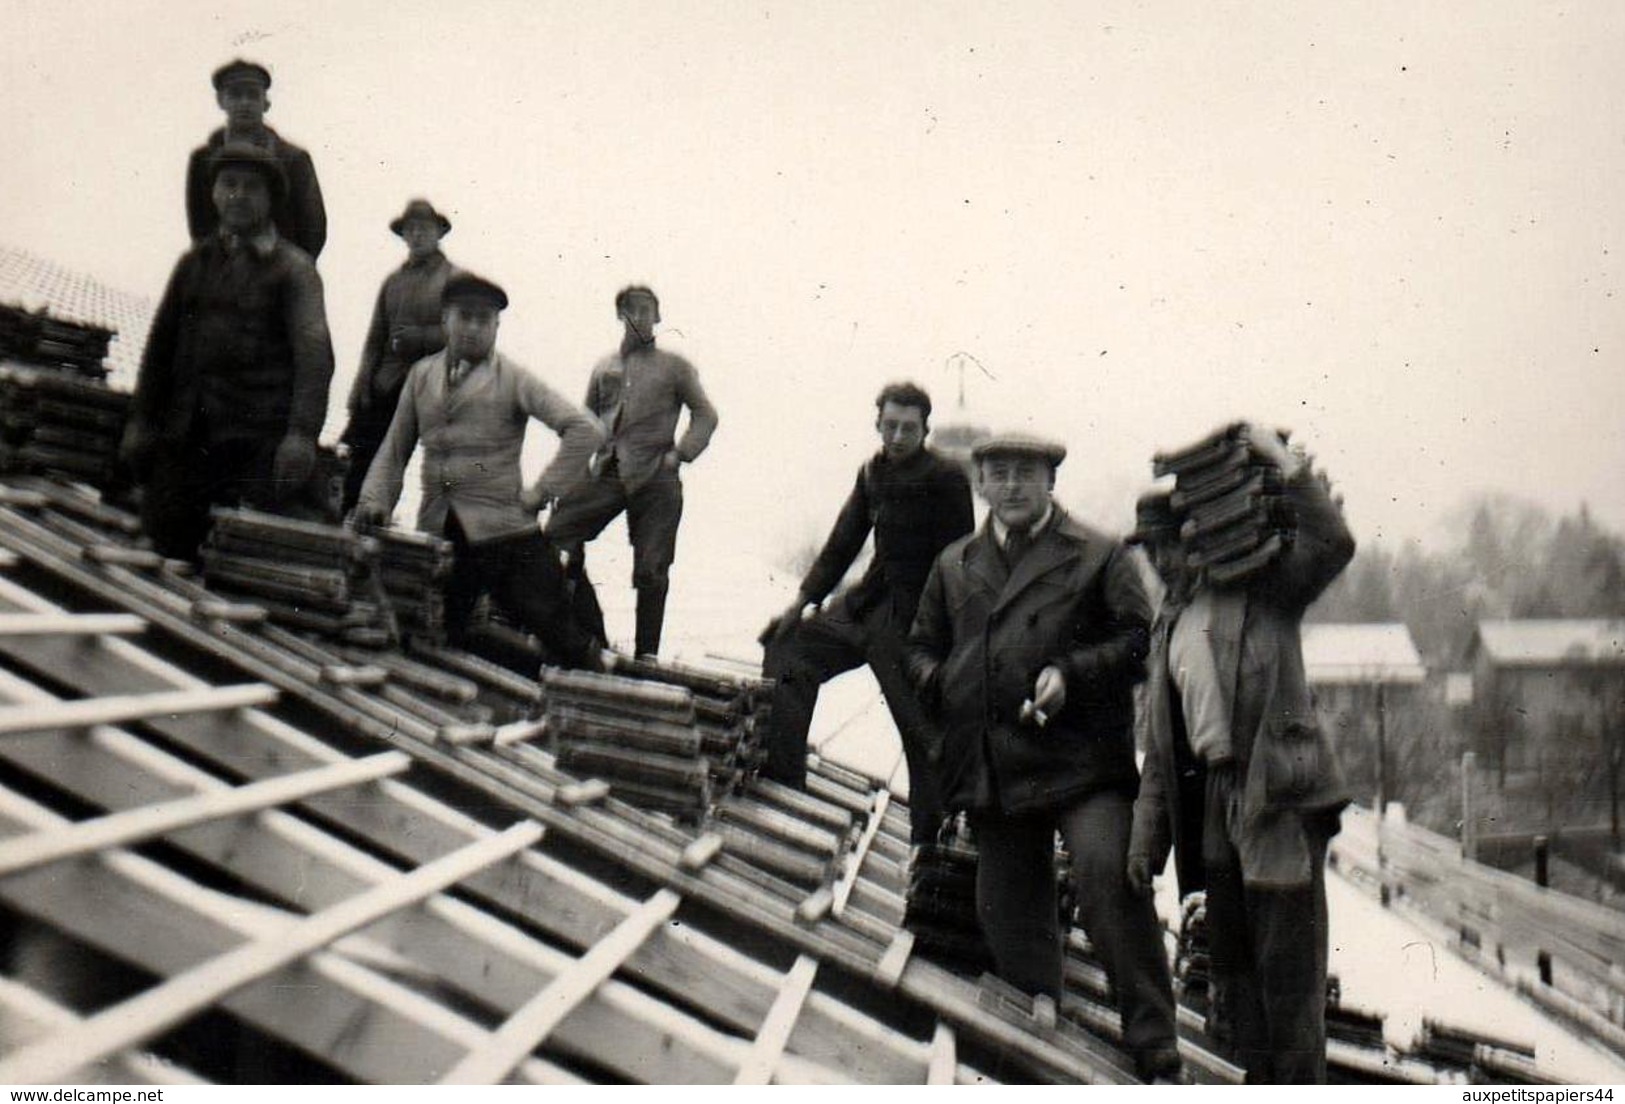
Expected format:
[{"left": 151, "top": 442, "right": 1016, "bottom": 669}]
[{"left": 4, "top": 0, "right": 1624, "bottom": 570}]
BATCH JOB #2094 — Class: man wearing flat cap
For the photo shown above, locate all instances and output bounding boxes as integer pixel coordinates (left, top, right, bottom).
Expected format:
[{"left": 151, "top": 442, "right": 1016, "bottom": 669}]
[
  {"left": 184, "top": 59, "right": 327, "bottom": 260},
  {"left": 1128, "top": 426, "right": 1356, "bottom": 1082},
  {"left": 121, "top": 141, "right": 335, "bottom": 563},
  {"left": 354, "top": 274, "right": 612, "bottom": 673},
  {"left": 545, "top": 285, "right": 718, "bottom": 659},
  {"left": 337, "top": 199, "right": 464, "bottom": 515},
  {"left": 906, "top": 433, "right": 1184, "bottom": 1084}
]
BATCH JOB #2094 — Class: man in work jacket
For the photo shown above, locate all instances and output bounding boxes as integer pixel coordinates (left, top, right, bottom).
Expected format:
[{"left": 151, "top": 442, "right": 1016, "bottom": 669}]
[
  {"left": 338, "top": 198, "right": 463, "bottom": 515},
  {"left": 1127, "top": 425, "right": 1356, "bottom": 1083},
  {"left": 184, "top": 59, "right": 327, "bottom": 260},
  {"left": 544, "top": 285, "right": 718, "bottom": 659},
  {"left": 759, "top": 382, "right": 974, "bottom": 844},
  {"left": 121, "top": 142, "right": 334, "bottom": 563},
  {"left": 906, "top": 433, "right": 1183, "bottom": 1084},
  {"left": 354, "top": 274, "right": 610, "bottom": 672}
]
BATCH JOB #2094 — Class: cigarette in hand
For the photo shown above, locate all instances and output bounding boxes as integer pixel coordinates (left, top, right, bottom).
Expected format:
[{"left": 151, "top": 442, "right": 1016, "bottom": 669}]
[{"left": 1019, "top": 700, "right": 1049, "bottom": 728}]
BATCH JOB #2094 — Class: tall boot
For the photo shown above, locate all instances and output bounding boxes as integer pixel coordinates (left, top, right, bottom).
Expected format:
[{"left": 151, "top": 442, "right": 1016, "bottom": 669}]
[{"left": 634, "top": 581, "right": 668, "bottom": 659}]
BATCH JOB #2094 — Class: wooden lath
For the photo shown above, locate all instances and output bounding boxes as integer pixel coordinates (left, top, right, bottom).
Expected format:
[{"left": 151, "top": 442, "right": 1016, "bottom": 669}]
[
  {"left": 0, "top": 822, "right": 545, "bottom": 1083},
  {"left": 0, "top": 482, "right": 1146, "bottom": 1083},
  {"left": 0, "top": 979, "right": 204, "bottom": 1086},
  {"left": 0, "top": 574, "right": 957, "bottom": 1083}
]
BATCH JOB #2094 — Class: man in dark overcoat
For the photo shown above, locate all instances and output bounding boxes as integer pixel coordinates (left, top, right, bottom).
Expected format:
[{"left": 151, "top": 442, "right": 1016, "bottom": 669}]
[
  {"left": 184, "top": 60, "right": 327, "bottom": 260},
  {"left": 906, "top": 433, "right": 1183, "bottom": 1083},
  {"left": 121, "top": 142, "right": 334, "bottom": 562},
  {"left": 1127, "top": 425, "right": 1356, "bottom": 1083}
]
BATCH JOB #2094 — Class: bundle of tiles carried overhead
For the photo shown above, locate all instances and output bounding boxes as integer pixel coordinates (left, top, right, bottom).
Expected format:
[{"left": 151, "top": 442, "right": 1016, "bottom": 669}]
[
  {"left": 1151, "top": 421, "right": 1296, "bottom": 588},
  {"left": 0, "top": 302, "right": 115, "bottom": 377},
  {"left": 200, "top": 508, "right": 396, "bottom": 646},
  {"left": 0, "top": 363, "right": 129, "bottom": 487}
]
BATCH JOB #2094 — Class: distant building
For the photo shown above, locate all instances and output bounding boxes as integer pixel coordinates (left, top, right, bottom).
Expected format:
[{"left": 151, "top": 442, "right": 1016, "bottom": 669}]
[
  {"left": 1463, "top": 619, "right": 1625, "bottom": 832},
  {"left": 0, "top": 243, "right": 153, "bottom": 386},
  {"left": 1303, "top": 623, "right": 1427, "bottom": 812}
]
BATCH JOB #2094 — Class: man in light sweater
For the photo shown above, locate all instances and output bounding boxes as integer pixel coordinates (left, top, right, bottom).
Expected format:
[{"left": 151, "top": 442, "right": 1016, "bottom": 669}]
[{"left": 355, "top": 274, "right": 610, "bottom": 672}]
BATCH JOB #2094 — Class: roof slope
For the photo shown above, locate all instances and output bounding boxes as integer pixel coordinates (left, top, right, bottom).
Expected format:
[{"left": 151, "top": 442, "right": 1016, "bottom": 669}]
[
  {"left": 1474, "top": 619, "right": 1625, "bottom": 668},
  {"left": 1302, "top": 623, "right": 1426, "bottom": 685}
]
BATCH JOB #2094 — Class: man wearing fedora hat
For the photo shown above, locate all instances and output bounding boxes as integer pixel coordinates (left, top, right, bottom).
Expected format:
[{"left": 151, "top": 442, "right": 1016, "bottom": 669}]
[
  {"left": 354, "top": 273, "right": 611, "bottom": 673},
  {"left": 121, "top": 141, "right": 335, "bottom": 563},
  {"left": 906, "top": 433, "right": 1184, "bottom": 1083},
  {"left": 1127, "top": 427, "right": 1355, "bottom": 1082},
  {"left": 184, "top": 59, "right": 327, "bottom": 260},
  {"left": 338, "top": 199, "right": 464, "bottom": 515}
]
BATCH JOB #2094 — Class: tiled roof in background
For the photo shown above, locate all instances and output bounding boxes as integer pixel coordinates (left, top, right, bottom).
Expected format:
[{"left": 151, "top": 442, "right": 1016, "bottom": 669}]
[{"left": 0, "top": 245, "right": 152, "bottom": 386}]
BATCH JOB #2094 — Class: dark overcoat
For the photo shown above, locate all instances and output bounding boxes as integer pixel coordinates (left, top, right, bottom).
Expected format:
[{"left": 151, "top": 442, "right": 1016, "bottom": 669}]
[{"left": 907, "top": 508, "right": 1152, "bottom": 815}]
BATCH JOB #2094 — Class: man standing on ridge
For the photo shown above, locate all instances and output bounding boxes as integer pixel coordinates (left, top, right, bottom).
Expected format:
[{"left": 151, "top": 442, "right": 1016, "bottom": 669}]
[{"left": 184, "top": 59, "right": 327, "bottom": 260}]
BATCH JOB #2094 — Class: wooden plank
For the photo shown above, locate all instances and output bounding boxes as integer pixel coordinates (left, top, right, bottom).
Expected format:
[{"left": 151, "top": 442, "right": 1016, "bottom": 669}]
[
  {"left": 680, "top": 832, "right": 725, "bottom": 871},
  {"left": 874, "top": 929, "right": 915, "bottom": 990},
  {"left": 927, "top": 1021, "right": 957, "bottom": 1085},
  {"left": 441, "top": 889, "right": 682, "bottom": 1084},
  {"left": 734, "top": 954, "right": 819, "bottom": 1084},
  {"left": 492, "top": 717, "right": 549, "bottom": 748},
  {"left": 0, "top": 751, "right": 409, "bottom": 877},
  {"left": 796, "top": 886, "right": 835, "bottom": 924},
  {"left": 0, "top": 683, "right": 277, "bottom": 736},
  {"left": 559, "top": 778, "right": 612, "bottom": 807},
  {"left": 833, "top": 790, "right": 889, "bottom": 918},
  {"left": 0, "top": 821, "right": 544, "bottom": 1084},
  {"left": 0, "top": 613, "right": 144, "bottom": 636}
]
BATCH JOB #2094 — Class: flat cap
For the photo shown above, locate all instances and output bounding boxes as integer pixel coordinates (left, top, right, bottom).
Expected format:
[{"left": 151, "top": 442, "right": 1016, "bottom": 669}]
[
  {"left": 1125, "top": 489, "right": 1180, "bottom": 545},
  {"left": 211, "top": 59, "right": 272, "bottom": 91},
  {"left": 971, "top": 432, "right": 1067, "bottom": 467},
  {"left": 208, "top": 141, "right": 287, "bottom": 200},
  {"left": 390, "top": 198, "right": 452, "bottom": 237},
  {"left": 441, "top": 273, "right": 508, "bottom": 311}
]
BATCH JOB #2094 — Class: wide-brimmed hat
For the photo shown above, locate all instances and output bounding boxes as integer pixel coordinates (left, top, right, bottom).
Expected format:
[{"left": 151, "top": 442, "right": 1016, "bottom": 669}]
[
  {"left": 441, "top": 273, "right": 508, "bottom": 311},
  {"left": 208, "top": 141, "right": 287, "bottom": 201},
  {"left": 390, "top": 198, "right": 452, "bottom": 237},
  {"left": 971, "top": 432, "right": 1067, "bottom": 468}
]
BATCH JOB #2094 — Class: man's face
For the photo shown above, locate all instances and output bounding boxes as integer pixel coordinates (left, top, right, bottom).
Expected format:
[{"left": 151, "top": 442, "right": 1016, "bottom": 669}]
[
  {"left": 876, "top": 401, "right": 927, "bottom": 462},
  {"left": 401, "top": 219, "right": 444, "bottom": 261},
  {"left": 212, "top": 167, "right": 273, "bottom": 233},
  {"left": 978, "top": 454, "right": 1054, "bottom": 531},
  {"left": 444, "top": 303, "right": 500, "bottom": 363},
  {"left": 619, "top": 294, "right": 660, "bottom": 342},
  {"left": 216, "top": 82, "right": 269, "bottom": 129}
]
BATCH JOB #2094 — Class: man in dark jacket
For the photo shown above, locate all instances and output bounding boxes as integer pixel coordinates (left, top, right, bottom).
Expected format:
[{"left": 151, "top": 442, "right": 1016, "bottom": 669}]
[
  {"left": 907, "top": 433, "right": 1182, "bottom": 1083},
  {"left": 759, "top": 383, "right": 973, "bottom": 842},
  {"left": 184, "top": 60, "right": 327, "bottom": 260},
  {"left": 1127, "top": 426, "right": 1355, "bottom": 1083},
  {"left": 121, "top": 142, "right": 334, "bottom": 563},
  {"left": 545, "top": 286, "right": 718, "bottom": 659},
  {"left": 338, "top": 199, "right": 462, "bottom": 515}
]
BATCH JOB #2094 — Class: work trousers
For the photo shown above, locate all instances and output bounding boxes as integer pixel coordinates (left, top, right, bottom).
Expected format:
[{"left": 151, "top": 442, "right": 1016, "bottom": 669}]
[
  {"left": 970, "top": 790, "right": 1180, "bottom": 1072},
  {"left": 337, "top": 390, "right": 403, "bottom": 516},
  {"left": 1201, "top": 765, "right": 1333, "bottom": 1083},
  {"left": 763, "top": 594, "right": 945, "bottom": 843},
  {"left": 545, "top": 467, "right": 683, "bottom": 590},
  {"left": 442, "top": 511, "right": 601, "bottom": 671}
]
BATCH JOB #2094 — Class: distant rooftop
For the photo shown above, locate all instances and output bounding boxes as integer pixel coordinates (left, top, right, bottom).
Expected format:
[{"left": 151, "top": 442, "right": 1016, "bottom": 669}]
[
  {"left": 0, "top": 244, "right": 152, "bottom": 386},
  {"left": 1474, "top": 619, "right": 1625, "bottom": 667},
  {"left": 1303, "top": 623, "right": 1426, "bottom": 684}
]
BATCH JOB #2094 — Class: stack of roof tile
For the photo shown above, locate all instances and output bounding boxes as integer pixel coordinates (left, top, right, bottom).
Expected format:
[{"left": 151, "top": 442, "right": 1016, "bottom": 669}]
[
  {"left": 1152, "top": 422, "right": 1295, "bottom": 587},
  {"left": 0, "top": 303, "right": 114, "bottom": 377},
  {"left": 370, "top": 525, "right": 454, "bottom": 644},
  {"left": 0, "top": 363, "right": 129, "bottom": 486}
]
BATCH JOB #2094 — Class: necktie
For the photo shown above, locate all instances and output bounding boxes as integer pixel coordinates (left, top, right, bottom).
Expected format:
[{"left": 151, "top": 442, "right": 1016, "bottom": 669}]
[
  {"left": 448, "top": 359, "right": 472, "bottom": 389},
  {"left": 1004, "top": 528, "right": 1033, "bottom": 567}
]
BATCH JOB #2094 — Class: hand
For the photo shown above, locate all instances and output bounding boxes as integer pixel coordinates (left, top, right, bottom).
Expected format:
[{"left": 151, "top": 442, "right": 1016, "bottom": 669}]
[
  {"left": 1126, "top": 853, "right": 1154, "bottom": 896},
  {"left": 350, "top": 503, "right": 390, "bottom": 530},
  {"left": 520, "top": 484, "right": 555, "bottom": 515},
  {"left": 1244, "top": 422, "right": 1299, "bottom": 476},
  {"left": 271, "top": 434, "right": 316, "bottom": 495},
  {"left": 118, "top": 420, "right": 156, "bottom": 477},
  {"left": 659, "top": 449, "right": 681, "bottom": 473},
  {"left": 1032, "top": 665, "right": 1066, "bottom": 714}
]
